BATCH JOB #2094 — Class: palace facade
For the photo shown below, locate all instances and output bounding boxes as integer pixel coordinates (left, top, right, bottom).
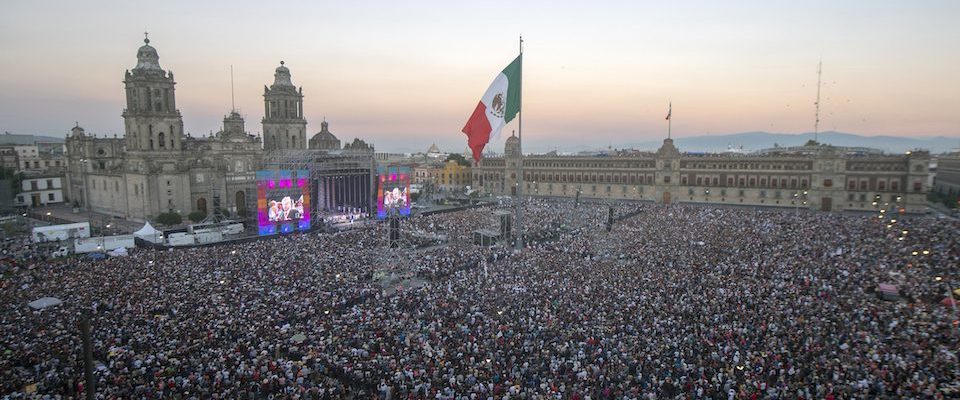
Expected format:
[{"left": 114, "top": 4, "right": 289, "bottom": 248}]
[
  {"left": 473, "top": 135, "right": 931, "bottom": 213},
  {"left": 933, "top": 152, "right": 960, "bottom": 200}
]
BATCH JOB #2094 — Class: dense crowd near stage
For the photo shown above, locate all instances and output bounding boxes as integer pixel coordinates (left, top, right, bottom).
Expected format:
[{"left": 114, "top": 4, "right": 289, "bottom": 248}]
[{"left": 2, "top": 200, "right": 959, "bottom": 399}]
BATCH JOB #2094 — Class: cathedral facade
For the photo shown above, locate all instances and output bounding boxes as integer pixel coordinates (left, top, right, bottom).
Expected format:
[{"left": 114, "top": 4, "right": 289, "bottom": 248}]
[
  {"left": 473, "top": 136, "right": 931, "bottom": 213},
  {"left": 65, "top": 38, "right": 316, "bottom": 221}
]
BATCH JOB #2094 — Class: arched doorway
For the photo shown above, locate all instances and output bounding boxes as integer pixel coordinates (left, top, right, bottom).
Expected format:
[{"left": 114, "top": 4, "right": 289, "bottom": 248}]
[
  {"left": 197, "top": 197, "right": 207, "bottom": 213},
  {"left": 235, "top": 191, "right": 246, "bottom": 216}
]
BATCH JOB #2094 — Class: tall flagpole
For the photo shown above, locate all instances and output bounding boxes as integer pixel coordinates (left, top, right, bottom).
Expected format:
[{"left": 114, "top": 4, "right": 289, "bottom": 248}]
[
  {"left": 515, "top": 35, "right": 524, "bottom": 251},
  {"left": 814, "top": 60, "right": 822, "bottom": 143}
]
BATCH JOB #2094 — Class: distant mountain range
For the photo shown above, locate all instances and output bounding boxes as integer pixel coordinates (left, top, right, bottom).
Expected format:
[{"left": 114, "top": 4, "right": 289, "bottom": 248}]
[
  {"left": 560, "top": 131, "right": 959, "bottom": 155},
  {"left": 6, "top": 130, "right": 957, "bottom": 156}
]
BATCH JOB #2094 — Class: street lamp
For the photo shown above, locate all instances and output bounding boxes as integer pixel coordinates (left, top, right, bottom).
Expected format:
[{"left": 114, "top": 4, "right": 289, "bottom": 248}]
[
  {"left": 794, "top": 191, "right": 808, "bottom": 216},
  {"left": 936, "top": 276, "right": 959, "bottom": 336}
]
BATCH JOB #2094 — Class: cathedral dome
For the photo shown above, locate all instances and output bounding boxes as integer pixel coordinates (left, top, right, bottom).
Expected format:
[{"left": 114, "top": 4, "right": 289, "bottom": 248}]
[
  {"left": 134, "top": 37, "right": 163, "bottom": 72},
  {"left": 309, "top": 120, "right": 341, "bottom": 150},
  {"left": 505, "top": 132, "right": 520, "bottom": 145}
]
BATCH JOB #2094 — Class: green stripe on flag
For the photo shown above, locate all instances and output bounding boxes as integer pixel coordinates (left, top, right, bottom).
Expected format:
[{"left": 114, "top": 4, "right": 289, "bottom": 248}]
[{"left": 501, "top": 54, "right": 522, "bottom": 123}]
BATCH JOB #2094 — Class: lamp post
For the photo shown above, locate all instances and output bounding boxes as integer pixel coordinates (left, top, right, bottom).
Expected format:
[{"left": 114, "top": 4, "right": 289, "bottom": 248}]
[
  {"left": 935, "top": 275, "right": 959, "bottom": 336},
  {"left": 794, "top": 191, "right": 808, "bottom": 216},
  {"left": 79, "top": 158, "right": 92, "bottom": 225},
  {"left": 873, "top": 194, "right": 883, "bottom": 222}
]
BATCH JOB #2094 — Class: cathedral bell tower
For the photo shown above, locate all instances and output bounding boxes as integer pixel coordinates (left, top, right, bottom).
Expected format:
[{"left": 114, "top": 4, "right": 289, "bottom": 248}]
[
  {"left": 122, "top": 34, "right": 185, "bottom": 152},
  {"left": 262, "top": 61, "right": 307, "bottom": 150}
]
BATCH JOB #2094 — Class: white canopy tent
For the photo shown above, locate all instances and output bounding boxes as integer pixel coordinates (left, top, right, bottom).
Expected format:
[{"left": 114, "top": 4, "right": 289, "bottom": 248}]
[{"left": 133, "top": 222, "right": 162, "bottom": 243}]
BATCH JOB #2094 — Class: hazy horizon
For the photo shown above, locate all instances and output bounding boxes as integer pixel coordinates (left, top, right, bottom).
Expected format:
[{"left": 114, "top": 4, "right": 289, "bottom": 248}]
[{"left": 2, "top": 0, "right": 958, "bottom": 153}]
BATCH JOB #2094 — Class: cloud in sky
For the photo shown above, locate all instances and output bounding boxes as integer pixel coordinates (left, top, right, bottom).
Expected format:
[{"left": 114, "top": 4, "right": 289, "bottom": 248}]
[{"left": 0, "top": 0, "right": 958, "bottom": 152}]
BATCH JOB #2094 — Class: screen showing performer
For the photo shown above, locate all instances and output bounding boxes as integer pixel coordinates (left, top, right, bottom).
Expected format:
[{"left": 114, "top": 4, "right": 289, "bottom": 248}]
[
  {"left": 256, "top": 169, "right": 311, "bottom": 235},
  {"left": 377, "top": 166, "right": 411, "bottom": 219},
  {"left": 267, "top": 194, "right": 305, "bottom": 222}
]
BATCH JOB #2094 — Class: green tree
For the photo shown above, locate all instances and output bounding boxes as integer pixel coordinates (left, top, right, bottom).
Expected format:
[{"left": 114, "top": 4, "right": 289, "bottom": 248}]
[
  {"left": 156, "top": 212, "right": 182, "bottom": 226},
  {"left": 944, "top": 195, "right": 958, "bottom": 210},
  {"left": 445, "top": 153, "right": 471, "bottom": 167},
  {"left": 0, "top": 166, "right": 22, "bottom": 196},
  {"left": 188, "top": 211, "right": 207, "bottom": 222}
]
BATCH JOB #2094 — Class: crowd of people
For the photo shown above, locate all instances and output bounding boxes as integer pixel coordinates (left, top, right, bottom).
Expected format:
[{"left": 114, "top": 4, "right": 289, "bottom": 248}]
[
  {"left": 1, "top": 200, "right": 959, "bottom": 399},
  {"left": 1, "top": 235, "right": 59, "bottom": 271}
]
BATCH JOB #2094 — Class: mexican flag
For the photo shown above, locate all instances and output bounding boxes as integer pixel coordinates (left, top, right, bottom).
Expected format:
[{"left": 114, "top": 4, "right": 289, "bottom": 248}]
[{"left": 462, "top": 54, "right": 522, "bottom": 162}]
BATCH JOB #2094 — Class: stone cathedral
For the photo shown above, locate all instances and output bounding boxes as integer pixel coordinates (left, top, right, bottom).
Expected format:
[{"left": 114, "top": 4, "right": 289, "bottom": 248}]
[{"left": 65, "top": 37, "right": 330, "bottom": 221}]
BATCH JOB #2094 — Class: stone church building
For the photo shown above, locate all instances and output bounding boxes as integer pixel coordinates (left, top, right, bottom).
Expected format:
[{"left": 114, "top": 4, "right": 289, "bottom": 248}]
[{"left": 65, "top": 37, "right": 327, "bottom": 221}]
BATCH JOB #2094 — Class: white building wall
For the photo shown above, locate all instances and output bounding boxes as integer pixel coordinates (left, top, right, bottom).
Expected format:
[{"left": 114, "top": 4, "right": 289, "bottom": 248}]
[{"left": 15, "top": 177, "right": 65, "bottom": 206}]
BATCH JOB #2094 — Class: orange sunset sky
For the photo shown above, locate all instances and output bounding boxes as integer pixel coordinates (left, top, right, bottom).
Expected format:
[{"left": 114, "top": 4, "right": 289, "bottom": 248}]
[{"left": 1, "top": 0, "right": 957, "bottom": 152}]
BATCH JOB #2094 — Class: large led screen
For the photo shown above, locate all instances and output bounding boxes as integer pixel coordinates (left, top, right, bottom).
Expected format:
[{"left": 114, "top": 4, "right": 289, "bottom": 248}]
[
  {"left": 256, "top": 170, "right": 311, "bottom": 235},
  {"left": 376, "top": 166, "right": 411, "bottom": 219}
]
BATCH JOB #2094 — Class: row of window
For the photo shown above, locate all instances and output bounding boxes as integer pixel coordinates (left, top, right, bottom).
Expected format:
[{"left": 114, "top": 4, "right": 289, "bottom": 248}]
[
  {"left": 16, "top": 193, "right": 57, "bottom": 202},
  {"left": 523, "top": 161, "right": 656, "bottom": 169},
  {"left": 846, "top": 179, "right": 900, "bottom": 192},
  {"left": 126, "top": 87, "right": 174, "bottom": 113},
  {"left": 519, "top": 161, "right": 817, "bottom": 171},
  {"left": 845, "top": 163, "right": 907, "bottom": 172},
  {"left": 21, "top": 160, "right": 63, "bottom": 169},
  {"left": 516, "top": 172, "right": 657, "bottom": 185},
  {"left": 681, "top": 162, "right": 811, "bottom": 171},
  {"left": 681, "top": 176, "right": 810, "bottom": 189},
  {"left": 267, "top": 99, "right": 303, "bottom": 119},
  {"left": 265, "top": 130, "right": 303, "bottom": 149},
  {"left": 26, "top": 179, "right": 60, "bottom": 191},
  {"left": 481, "top": 175, "right": 923, "bottom": 193},
  {"left": 145, "top": 124, "right": 177, "bottom": 150}
]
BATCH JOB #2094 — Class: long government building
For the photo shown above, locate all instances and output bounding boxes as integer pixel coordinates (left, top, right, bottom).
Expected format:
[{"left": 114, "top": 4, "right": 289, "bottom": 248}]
[{"left": 472, "top": 134, "right": 930, "bottom": 213}]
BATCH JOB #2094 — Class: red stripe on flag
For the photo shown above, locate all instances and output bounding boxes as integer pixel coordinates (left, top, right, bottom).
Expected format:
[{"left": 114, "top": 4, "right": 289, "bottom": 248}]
[{"left": 462, "top": 102, "right": 492, "bottom": 162}]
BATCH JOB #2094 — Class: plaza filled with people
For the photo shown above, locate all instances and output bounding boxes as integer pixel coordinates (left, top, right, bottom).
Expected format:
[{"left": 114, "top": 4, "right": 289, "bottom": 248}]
[{"left": 1, "top": 200, "right": 959, "bottom": 399}]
